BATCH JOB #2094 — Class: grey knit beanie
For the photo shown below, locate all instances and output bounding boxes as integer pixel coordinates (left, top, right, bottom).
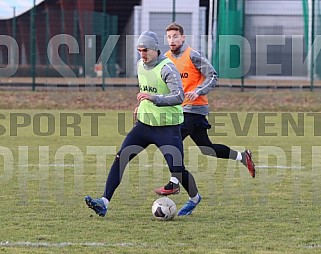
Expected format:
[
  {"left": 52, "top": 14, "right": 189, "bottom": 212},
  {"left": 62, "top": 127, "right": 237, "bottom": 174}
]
[{"left": 137, "top": 31, "right": 159, "bottom": 51}]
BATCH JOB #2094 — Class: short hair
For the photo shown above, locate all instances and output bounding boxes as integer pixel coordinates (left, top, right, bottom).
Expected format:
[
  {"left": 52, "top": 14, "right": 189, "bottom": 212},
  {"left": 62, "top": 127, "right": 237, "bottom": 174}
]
[{"left": 166, "top": 22, "right": 184, "bottom": 35}]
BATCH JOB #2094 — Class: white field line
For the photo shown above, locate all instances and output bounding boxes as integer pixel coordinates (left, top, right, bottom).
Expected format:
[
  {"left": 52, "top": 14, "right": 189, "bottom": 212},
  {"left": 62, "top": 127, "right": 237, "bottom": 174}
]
[
  {"left": 25, "top": 164, "right": 75, "bottom": 167},
  {"left": 0, "top": 241, "right": 187, "bottom": 248},
  {"left": 22, "top": 163, "right": 164, "bottom": 167},
  {"left": 304, "top": 244, "right": 321, "bottom": 248},
  {"left": 145, "top": 164, "right": 305, "bottom": 170},
  {"left": 256, "top": 165, "right": 305, "bottom": 169},
  {"left": 21, "top": 164, "right": 305, "bottom": 169}
]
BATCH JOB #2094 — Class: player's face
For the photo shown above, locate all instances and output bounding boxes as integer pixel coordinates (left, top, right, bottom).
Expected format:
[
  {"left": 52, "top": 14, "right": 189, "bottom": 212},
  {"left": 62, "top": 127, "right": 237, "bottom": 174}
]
[
  {"left": 166, "top": 30, "right": 185, "bottom": 51},
  {"left": 137, "top": 48, "right": 158, "bottom": 64}
]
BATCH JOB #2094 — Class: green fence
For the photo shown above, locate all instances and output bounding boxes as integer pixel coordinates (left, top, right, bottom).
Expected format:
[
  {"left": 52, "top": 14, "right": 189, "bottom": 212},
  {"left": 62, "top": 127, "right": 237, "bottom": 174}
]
[
  {"left": 2, "top": 0, "right": 321, "bottom": 90},
  {"left": 214, "top": 0, "right": 321, "bottom": 90},
  {"left": 0, "top": 5, "right": 118, "bottom": 90}
]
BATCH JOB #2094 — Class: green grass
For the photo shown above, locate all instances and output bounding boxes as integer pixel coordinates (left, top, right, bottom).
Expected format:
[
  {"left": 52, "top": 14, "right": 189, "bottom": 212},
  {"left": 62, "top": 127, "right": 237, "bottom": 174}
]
[{"left": 0, "top": 110, "right": 321, "bottom": 253}]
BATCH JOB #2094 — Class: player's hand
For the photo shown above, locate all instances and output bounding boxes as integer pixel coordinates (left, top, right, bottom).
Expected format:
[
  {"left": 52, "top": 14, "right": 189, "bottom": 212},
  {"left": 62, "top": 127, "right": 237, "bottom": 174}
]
[
  {"left": 185, "top": 91, "right": 199, "bottom": 101},
  {"left": 137, "top": 92, "right": 152, "bottom": 102}
]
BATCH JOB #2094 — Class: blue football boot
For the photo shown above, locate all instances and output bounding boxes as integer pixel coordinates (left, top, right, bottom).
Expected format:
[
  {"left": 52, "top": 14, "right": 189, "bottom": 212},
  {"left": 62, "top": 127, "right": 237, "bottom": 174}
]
[
  {"left": 85, "top": 196, "right": 107, "bottom": 217},
  {"left": 177, "top": 195, "right": 202, "bottom": 216}
]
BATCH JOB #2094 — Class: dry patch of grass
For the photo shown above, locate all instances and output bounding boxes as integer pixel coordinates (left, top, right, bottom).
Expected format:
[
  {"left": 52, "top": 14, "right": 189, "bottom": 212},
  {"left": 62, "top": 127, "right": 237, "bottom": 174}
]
[{"left": 0, "top": 88, "right": 320, "bottom": 111}]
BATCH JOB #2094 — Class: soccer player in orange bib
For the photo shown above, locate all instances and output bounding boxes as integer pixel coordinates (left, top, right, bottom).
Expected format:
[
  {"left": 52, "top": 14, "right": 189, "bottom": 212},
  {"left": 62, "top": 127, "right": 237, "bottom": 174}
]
[{"left": 154, "top": 23, "right": 256, "bottom": 196}]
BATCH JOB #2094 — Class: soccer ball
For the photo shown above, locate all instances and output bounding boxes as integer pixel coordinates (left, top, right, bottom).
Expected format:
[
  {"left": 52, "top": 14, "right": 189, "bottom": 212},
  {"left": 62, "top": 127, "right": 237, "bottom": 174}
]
[{"left": 152, "top": 197, "right": 177, "bottom": 221}]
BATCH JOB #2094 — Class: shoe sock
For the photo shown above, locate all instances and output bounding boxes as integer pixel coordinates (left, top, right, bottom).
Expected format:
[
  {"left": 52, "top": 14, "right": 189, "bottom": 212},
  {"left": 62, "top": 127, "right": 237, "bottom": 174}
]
[
  {"left": 101, "top": 197, "right": 109, "bottom": 207},
  {"left": 236, "top": 152, "right": 242, "bottom": 161},
  {"left": 170, "top": 177, "right": 179, "bottom": 184},
  {"left": 189, "top": 193, "right": 200, "bottom": 204}
]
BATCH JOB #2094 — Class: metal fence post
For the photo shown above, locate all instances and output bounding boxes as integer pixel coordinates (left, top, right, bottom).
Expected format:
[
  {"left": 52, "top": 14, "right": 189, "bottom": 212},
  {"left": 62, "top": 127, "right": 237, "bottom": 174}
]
[
  {"left": 310, "top": 0, "right": 315, "bottom": 91},
  {"left": 30, "top": 0, "right": 36, "bottom": 91},
  {"left": 172, "top": 0, "right": 176, "bottom": 22},
  {"left": 241, "top": 0, "right": 245, "bottom": 92},
  {"left": 102, "top": 0, "right": 107, "bottom": 91},
  {"left": 12, "top": 7, "right": 16, "bottom": 74},
  {"left": 12, "top": 7, "right": 16, "bottom": 43},
  {"left": 45, "top": 8, "right": 49, "bottom": 78}
]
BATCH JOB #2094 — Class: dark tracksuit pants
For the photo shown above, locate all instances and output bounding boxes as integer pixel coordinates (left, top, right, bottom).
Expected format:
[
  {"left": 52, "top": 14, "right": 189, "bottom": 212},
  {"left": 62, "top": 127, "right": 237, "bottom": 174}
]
[
  {"left": 181, "top": 113, "right": 238, "bottom": 159},
  {"left": 103, "top": 121, "right": 198, "bottom": 201}
]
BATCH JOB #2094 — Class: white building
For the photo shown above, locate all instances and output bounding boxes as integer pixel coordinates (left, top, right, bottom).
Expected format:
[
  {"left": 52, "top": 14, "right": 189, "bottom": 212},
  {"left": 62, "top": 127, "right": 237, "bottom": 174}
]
[{"left": 121, "top": 0, "right": 206, "bottom": 77}]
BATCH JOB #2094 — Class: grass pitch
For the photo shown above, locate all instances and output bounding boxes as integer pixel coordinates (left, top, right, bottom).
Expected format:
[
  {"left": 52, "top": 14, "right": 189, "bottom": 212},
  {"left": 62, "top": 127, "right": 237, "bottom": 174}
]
[{"left": 0, "top": 109, "right": 321, "bottom": 253}]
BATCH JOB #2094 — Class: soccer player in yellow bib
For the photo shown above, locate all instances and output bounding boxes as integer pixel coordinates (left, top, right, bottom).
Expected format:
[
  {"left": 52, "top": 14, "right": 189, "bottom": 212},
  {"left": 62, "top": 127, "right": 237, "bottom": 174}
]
[
  {"left": 85, "top": 31, "right": 201, "bottom": 217},
  {"left": 154, "top": 23, "right": 256, "bottom": 196}
]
